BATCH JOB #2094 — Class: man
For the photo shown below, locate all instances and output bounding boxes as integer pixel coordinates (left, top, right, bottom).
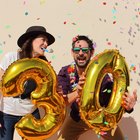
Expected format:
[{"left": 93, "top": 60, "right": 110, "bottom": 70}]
[{"left": 57, "top": 35, "right": 137, "bottom": 140}]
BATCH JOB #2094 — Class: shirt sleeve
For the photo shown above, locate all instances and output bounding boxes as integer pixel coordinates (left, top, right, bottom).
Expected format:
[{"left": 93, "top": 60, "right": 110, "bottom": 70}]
[
  {"left": 0, "top": 54, "right": 9, "bottom": 70},
  {"left": 57, "top": 66, "right": 71, "bottom": 94},
  {"left": 99, "top": 74, "right": 113, "bottom": 107},
  {"left": 0, "top": 52, "right": 17, "bottom": 71},
  {"left": 0, "top": 52, "right": 17, "bottom": 110}
]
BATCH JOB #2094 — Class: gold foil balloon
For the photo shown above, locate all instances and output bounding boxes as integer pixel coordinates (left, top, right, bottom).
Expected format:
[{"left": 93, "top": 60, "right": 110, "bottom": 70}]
[
  {"left": 79, "top": 49, "right": 130, "bottom": 134},
  {"left": 1, "top": 58, "right": 66, "bottom": 140}
]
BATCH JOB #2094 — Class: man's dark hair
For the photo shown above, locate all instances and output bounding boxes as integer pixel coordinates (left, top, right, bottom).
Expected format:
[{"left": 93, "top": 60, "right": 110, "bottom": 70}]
[{"left": 72, "top": 35, "right": 94, "bottom": 52}]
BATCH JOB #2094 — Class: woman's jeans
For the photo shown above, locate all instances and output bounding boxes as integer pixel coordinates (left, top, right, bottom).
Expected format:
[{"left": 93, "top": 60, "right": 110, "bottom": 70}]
[{"left": 0, "top": 109, "right": 40, "bottom": 140}]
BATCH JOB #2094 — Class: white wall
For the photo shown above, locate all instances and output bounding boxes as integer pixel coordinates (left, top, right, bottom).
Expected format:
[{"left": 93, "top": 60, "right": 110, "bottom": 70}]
[{"left": 0, "top": 0, "right": 140, "bottom": 140}]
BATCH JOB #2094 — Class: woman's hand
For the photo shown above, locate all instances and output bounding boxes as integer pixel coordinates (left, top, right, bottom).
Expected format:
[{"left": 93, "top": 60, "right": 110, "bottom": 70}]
[{"left": 122, "top": 89, "right": 137, "bottom": 111}]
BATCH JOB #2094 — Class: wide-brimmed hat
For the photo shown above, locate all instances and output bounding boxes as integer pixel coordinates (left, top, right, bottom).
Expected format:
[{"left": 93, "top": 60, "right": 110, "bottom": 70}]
[{"left": 17, "top": 26, "right": 55, "bottom": 48}]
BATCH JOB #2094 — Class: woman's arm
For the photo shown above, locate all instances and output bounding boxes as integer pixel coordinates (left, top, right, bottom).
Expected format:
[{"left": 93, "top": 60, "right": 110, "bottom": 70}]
[
  {"left": 0, "top": 68, "right": 4, "bottom": 81},
  {"left": 0, "top": 68, "right": 4, "bottom": 92}
]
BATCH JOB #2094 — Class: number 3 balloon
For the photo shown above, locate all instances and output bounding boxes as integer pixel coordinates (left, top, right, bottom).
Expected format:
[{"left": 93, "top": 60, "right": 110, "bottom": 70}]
[
  {"left": 79, "top": 49, "right": 130, "bottom": 134},
  {"left": 1, "top": 58, "right": 66, "bottom": 140}
]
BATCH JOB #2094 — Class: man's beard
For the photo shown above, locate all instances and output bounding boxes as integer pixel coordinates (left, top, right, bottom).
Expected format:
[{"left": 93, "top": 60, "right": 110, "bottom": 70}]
[{"left": 74, "top": 57, "right": 90, "bottom": 68}]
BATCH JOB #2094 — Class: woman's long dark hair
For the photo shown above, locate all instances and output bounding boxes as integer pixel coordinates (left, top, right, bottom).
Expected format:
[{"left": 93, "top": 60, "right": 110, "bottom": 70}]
[{"left": 19, "top": 37, "right": 48, "bottom": 61}]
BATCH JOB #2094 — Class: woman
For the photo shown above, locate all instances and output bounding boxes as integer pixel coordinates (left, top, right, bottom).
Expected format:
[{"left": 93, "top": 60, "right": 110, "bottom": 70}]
[{"left": 0, "top": 25, "right": 55, "bottom": 140}]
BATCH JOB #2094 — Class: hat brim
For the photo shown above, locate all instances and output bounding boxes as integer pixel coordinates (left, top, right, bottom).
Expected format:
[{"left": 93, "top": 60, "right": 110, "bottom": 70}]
[{"left": 17, "top": 31, "right": 55, "bottom": 48}]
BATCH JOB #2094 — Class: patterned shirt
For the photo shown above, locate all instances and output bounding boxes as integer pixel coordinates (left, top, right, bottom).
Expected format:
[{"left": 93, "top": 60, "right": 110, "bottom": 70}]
[{"left": 58, "top": 64, "right": 113, "bottom": 122}]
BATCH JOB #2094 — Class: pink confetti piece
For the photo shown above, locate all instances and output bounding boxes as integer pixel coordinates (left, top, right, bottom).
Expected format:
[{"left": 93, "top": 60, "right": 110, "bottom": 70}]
[
  {"left": 107, "top": 42, "right": 112, "bottom": 46},
  {"left": 99, "top": 131, "right": 107, "bottom": 136},
  {"left": 64, "top": 21, "right": 67, "bottom": 24}
]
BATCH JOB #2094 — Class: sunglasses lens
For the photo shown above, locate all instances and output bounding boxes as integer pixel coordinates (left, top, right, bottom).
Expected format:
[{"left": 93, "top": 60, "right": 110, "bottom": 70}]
[
  {"left": 82, "top": 48, "right": 89, "bottom": 52},
  {"left": 73, "top": 48, "right": 80, "bottom": 52},
  {"left": 73, "top": 48, "right": 90, "bottom": 53}
]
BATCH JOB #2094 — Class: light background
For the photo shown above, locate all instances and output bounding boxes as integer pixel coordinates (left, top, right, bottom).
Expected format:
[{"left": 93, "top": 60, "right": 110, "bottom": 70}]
[{"left": 0, "top": 0, "right": 140, "bottom": 140}]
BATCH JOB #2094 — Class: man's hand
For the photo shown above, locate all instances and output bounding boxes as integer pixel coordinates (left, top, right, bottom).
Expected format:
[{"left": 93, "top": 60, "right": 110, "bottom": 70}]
[
  {"left": 56, "top": 84, "right": 67, "bottom": 97},
  {"left": 122, "top": 89, "right": 137, "bottom": 111}
]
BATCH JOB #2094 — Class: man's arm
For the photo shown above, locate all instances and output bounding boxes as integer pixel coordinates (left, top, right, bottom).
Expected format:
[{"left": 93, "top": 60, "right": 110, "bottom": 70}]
[
  {"left": 100, "top": 74, "right": 137, "bottom": 113},
  {"left": 57, "top": 67, "right": 84, "bottom": 105}
]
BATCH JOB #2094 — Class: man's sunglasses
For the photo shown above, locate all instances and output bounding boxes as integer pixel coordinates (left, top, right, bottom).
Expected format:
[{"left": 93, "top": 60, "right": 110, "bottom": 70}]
[{"left": 72, "top": 47, "right": 91, "bottom": 53}]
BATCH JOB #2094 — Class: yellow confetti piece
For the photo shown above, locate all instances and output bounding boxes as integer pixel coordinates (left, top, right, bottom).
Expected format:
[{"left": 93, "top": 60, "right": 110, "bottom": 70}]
[{"left": 40, "top": 0, "right": 46, "bottom": 5}]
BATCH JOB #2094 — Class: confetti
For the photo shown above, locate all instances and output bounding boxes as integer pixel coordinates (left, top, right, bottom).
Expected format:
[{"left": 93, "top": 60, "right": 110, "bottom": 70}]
[
  {"left": 25, "top": 12, "right": 28, "bottom": 16},
  {"left": 48, "top": 61, "right": 51, "bottom": 64},
  {"left": 0, "top": 50, "right": 3, "bottom": 54},
  {"left": 107, "top": 42, "right": 112, "bottom": 46},
  {"left": 77, "top": 0, "right": 82, "bottom": 2},
  {"left": 5, "top": 25, "right": 11, "bottom": 29},
  {"left": 124, "top": 135, "right": 128, "bottom": 140},
  {"left": 112, "top": 9, "right": 117, "bottom": 14},
  {"left": 99, "top": 131, "right": 107, "bottom": 135},
  {"left": 120, "top": 88, "right": 125, "bottom": 92},
  {"left": 8, "top": 34, "right": 11, "bottom": 38},
  {"left": 113, "top": 21, "right": 116, "bottom": 24},
  {"left": 113, "top": 16, "right": 116, "bottom": 19},
  {"left": 104, "top": 121, "right": 109, "bottom": 125},
  {"left": 97, "top": 134, "right": 101, "bottom": 138},
  {"left": 36, "top": 18, "right": 40, "bottom": 20},
  {"left": 95, "top": 61, "right": 98, "bottom": 64},
  {"left": 23, "top": 0, "right": 27, "bottom": 5},
  {"left": 130, "top": 64, "right": 136, "bottom": 72},
  {"left": 137, "top": 80, "right": 140, "bottom": 86},
  {"left": 107, "top": 89, "right": 111, "bottom": 93},
  {"left": 103, "top": 2, "right": 107, "bottom": 5},
  {"left": 115, "top": 2, "right": 118, "bottom": 6},
  {"left": 103, "top": 89, "right": 107, "bottom": 93},
  {"left": 40, "top": 0, "right": 46, "bottom": 5},
  {"left": 52, "top": 55, "right": 56, "bottom": 59},
  {"left": 64, "top": 21, "right": 67, "bottom": 24},
  {"left": 72, "top": 22, "right": 76, "bottom": 25}
]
